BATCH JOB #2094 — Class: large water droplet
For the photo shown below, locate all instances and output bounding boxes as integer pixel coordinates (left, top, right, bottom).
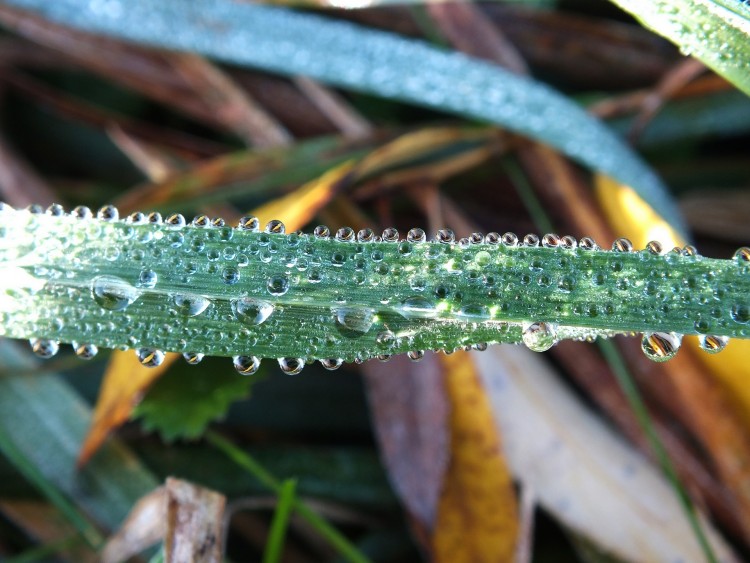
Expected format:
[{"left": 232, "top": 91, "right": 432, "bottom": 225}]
[
  {"left": 137, "top": 269, "right": 158, "bottom": 289},
  {"left": 92, "top": 275, "right": 138, "bottom": 311},
  {"left": 183, "top": 352, "right": 205, "bottom": 365},
  {"left": 30, "top": 338, "right": 58, "bottom": 358},
  {"left": 641, "top": 332, "right": 682, "bottom": 362},
  {"left": 335, "top": 307, "right": 375, "bottom": 335},
  {"left": 698, "top": 334, "right": 728, "bottom": 354},
  {"left": 172, "top": 294, "right": 211, "bottom": 317},
  {"left": 279, "top": 357, "right": 305, "bottom": 375},
  {"left": 137, "top": 348, "right": 165, "bottom": 367},
  {"left": 72, "top": 342, "right": 98, "bottom": 360},
  {"left": 522, "top": 322, "right": 557, "bottom": 352},
  {"left": 320, "top": 358, "right": 344, "bottom": 370},
  {"left": 731, "top": 303, "right": 750, "bottom": 324},
  {"left": 233, "top": 355, "right": 260, "bottom": 375},
  {"left": 399, "top": 296, "right": 437, "bottom": 318},
  {"left": 232, "top": 298, "right": 274, "bottom": 325}
]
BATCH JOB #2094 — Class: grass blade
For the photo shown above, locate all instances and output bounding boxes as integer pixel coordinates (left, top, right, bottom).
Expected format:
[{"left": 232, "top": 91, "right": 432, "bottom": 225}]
[
  {"left": 1, "top": 0, "right": 688, "bottom": 236},
  {"left": 262, "top": 479, "right": 297, "bottom": 563}
]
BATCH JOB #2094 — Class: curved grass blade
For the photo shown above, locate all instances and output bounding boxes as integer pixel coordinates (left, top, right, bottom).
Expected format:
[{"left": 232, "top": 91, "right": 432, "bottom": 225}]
[
  {"left": 1, "top": 205, "right": 748, "bottom": 368},
  {"left": 607, "top": 0, "right": 750, "bottom": 97},
  {"left": 1, "top": 0, "right": 687, "bottom": 238}
]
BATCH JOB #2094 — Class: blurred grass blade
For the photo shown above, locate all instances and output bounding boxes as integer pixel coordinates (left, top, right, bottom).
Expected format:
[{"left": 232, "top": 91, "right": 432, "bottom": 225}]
[
  {"left": 2, "top": 0, "right": 688, "bottom": 237},
  {"left": 206, "top": 431, "right": 371, "bottom": 563},
  {"left": 608, "top": 0, "right": 750, "bottom": 96},
  {"left": 0, "top": 340, "right": 159, "bottom": 530},
  {"left": 262, "top": 479, "right": 297, "bottom": 563}
]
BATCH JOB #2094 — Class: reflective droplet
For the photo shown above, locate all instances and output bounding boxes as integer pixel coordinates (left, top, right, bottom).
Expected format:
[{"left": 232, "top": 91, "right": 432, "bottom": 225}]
[
  {"left": 267, "top": 276, "right": 289, "bottom": 296},
  {"left": 560, "top": 235, "right": 577, "bottom": 249},
  {"left": 641, "top": 332, "right": 682, "bottom": 362},
  {"left": 335, "top": 227, "right": 355, "bottom": 241},
  {"left": 473, "top": 342, "right": 488, "bottom": 351},
  {"left": 212, "top": 217, "right": 225, "bottom": 228},
  {"left": 222, "top": 267, "right": 240, "bottom": 285},
  {"left": 72, "top": 205, "right": 93, "bottom": 220},
  {"left": 382, "top": 227, "right": 399, "bottom": 242},
  {"left": 137, "top": 269, "right": 158, "bottom": 289},
  {"left": 27, "top": 204, "right": 43, "bottom": 214},
  {"left": 321, "top": 358, "right": 344, "bottom": 370},
  {"left": 192, "top": 215, "right": 210, "bottom": 228},
  {"left": 314, "top": 225, "right": 330, "bottom": 239},
  {"left": 470, "top": 232, "right": 484, "bottom": 244},
  {"left": 335, "top": 307, "right": 375, "bottom": 334},
  {"left": 232, "top": 298, "right": 274, "bottom": 325},
  {"left": 92, "top": 275, "right": 138, "bottom": 311},
  {"left": 46, "top": 203, "right": 64, "bottom": 216},
  {"left": 612, "top": 238, "right": 633, "bottom": 252},
  {"left": 166, "top": 213, "right": 185, "bottom": 228},
  {"left": 30, "top": 338, "right": 58, "bottom": 359},
  {"left": 735, "top": 247, "right": 750, "bottom": 263},
  {"left": 72, "top": 342, "right": 98, "bottom": 360},
  {"left": 682, "top": 245, "right": 698, "bottom": 257},
  {"left": 147, "top": 212, "right": 162, "bottom": 224},
  {"left": 265, "top": 219, "right": 285, "bottom": 234},
  {"left": 238, "top": 216, "right": 259, "bottom": 231},
  {"left": 279, "top": 357, "right": 305, "bottom": 375},
  {"left": 408, "top": 350, "right": 425, "bottom": 362},
  {"left": 542, "top": 233, "right": 560, "bottom": 248},
  {"left": 646, "top": 241, "right": 663, "bottom": 255},
  {"left": 579, "top": 237, "right": 597, "bottom": 250},
  {"left": 233, "top": 355, "right": 261, "bottom": 375},
  {"left": 97, "top": 205, "right": 119, "bottom": 222},
  {"left": 137, "top": 348, "right": 165, "bottom": 367},
  {"left": 183, "top": 352, "right": 205, "bottom": 365},
  {"left": 407, "top": 228, "right": 426, "bottom": 243},
  {"left": 399, "top": 296, "right": 437, "bottom": 318},
  {"left": 523, "top": 234, "right": 540, "bottom": 247},
  {"left": 731, "top": 303, "right": 750, "bottom": 324},
  {"left": 437, "top": 229, "right": 454, "bottom": 243},
  {"left": 173, "top": 294, "right": 211, "bottom": 317},
  {"left": 698, "top": 335, "right": 728, "bottom": 354},
  {"left": 522, "top": 322, "right": 557, "bottom": 352},
  {"left": 357, "top": 228, "right": 374, "bottom": 242},
  {"left": 501, "top": 232, "right": 518, "bottom": 246}
]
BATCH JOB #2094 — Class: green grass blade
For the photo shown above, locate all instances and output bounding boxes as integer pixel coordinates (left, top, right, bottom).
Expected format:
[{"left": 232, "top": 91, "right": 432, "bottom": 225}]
[
  {"left": 1, "top": 207, "right": 748, "bottom": 366},
  {"left": 1, "top": 0, "right": 687, "bottom": 237},
  {"left": 206, "top": 431, "right": 372, "bottom": 563},
  {"left": 263, "top": 479, "right": 297, "bottom": 563},
  {"left": 608, "top": 0, "right": 750, "bottom": 97}
]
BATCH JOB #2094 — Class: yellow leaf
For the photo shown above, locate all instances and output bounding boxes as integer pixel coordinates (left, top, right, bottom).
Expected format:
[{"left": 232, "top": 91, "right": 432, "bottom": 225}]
[
  {"left": 78, "top": 351, "right": 176, "bottom": 466},
  {"left": 433, "top": 350, "right": 518, "bottom": 562},
  {"left": 594, "top": 174, "right": 750, "bottom": 426}
]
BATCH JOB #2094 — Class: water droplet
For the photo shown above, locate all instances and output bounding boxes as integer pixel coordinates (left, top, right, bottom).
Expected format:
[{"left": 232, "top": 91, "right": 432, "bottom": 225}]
[
  {"left": 279, "top": 357, "right": 305, "bottom": 375},
  {"left": 265, "top": 219, "right": 285, "bottom": 234},
  {"left": 646, "top": 241, "right": 663, "bottom": 255},
  {"left": 27, "top": 204, "right": 43, "bottom": 214},
  {"left": 542, "top": 234, "right": 560, "bottom": 248},
  {"left": 407, "top": 228, "right": 426, "bottom": 243},
  {"left": 92, "top": 275, "right": 138, "bottom": 311},
  {"left": 137, "top": 348, "right": 165, "bottom": 367},
  {"left": 234, "top": 355, "right": 260, "bottom": 375},
  {"left": 399, "top": 296, "right": 437, "bottom": 318},
  {"left": 183, "top": 352, "right": 205, "bottom": 365},
  {"left": 97, "top": 205, "right": 119, "bottom": 221},
  {"left": 357, "top": 228, "right": 374, "bottom": 242},
  {"left": 137, "top": 269, "right": 158, "bottom": 289},
  {"left": 321, "top": 358, "right": 344, "bottom": 370},
  {"left": 238, "top": 216, "right": 259, "bottom": 231},
  {"left": 560, "top": 235, "right": 577, "bottom": 249},
  {"left": 72, "top": 205, "right": 93, "bottom": 220},
  {"left": 232, "top": 298, "right": 274, "bottom": 325},
  {"left": 335, "top": 307, "right": 375, "bottom": 334},
  {"left": 382, "top": 227, "right": 399, "bottom": 242},
  {"left": 267, "top": 276, "right": 289, "bottom": 296},
  {"left": 731, "top": 304, "right": 750, "bottom": 324},
  {"left": 698, "top": 335, "right": 728, "bottom": 354},
  {"left": 335, "top": 227, "right": 355, "bottom": 241},
  {"left": 485, "top": 232, "right": 500, "bottom": 245},
  {"left": 735, "top": 247, "right": 750, "bottom": 263},
  {"left": 148, "top": 212, "right": 162, "bottom": 224},
  {"left": 376, "top": 330, "right": 396, "bottom": 348},
  {"left": 30, "top": 338, "right": 58, "bottom": 358},
  {"left": 173, "top": 294, "right": 211, "bottom": 316},
  {"left": 314, "top": 225, "right": 330, "bottom": 239},
  {"left": 408, "top": 350, "right": 425, "bottom": 362},
  {"left": 522, "top": 234, "right": 539, "bottom": 247},
  {"left": 612, "top": 238, "right": 633, "bottom": 252},
  {"left": 469, "top": 232, "right": 484, "bottom": 244},
  {"left": 522, "top": 322, "right": 557, "bottom": 352},
  {"left": 436, "top": 229, "right": 454, "bottom": 243},
  {"left": 166, "top": 213, "right": 185, "bottom": 228},
  {"left": 222, "top": 267, "right": 240, "bottom": 285},
  {"left": 212, "top": 217, "right": 225, "bottom": 228},
  {"left": 641, "top": 332, "right": 682, "bottom": 362},
  {"left": 579, "top": 237, "right": 597, "bottom": 250},
  {"left": 72, "top": 342, "right": 98, "bottom": 360},
  {"left": 193, "top": 215, "right": 210, "bottom": 228},
  {"left": 46, "top": 203, "right": 64, "bottom": 216}
]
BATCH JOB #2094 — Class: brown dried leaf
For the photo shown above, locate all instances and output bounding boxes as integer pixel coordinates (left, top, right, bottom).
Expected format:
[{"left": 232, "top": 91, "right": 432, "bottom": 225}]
[{"left": 102, "top": 486, "right": 167, "bottom": 563}]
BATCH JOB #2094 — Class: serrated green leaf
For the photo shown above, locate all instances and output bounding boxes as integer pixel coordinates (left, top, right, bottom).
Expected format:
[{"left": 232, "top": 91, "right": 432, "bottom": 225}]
[
  {"left": 2, "top": 0, "right": 688, "bottom": 237},
  {"left": 132, "top": 358, "right": 255, "bottom": 442},
  {"left": 608, "top": 0, "right": 750, "bottom": 96}
]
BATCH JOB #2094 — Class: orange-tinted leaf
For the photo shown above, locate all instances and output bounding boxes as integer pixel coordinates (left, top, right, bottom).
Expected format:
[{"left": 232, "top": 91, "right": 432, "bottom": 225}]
[
  {"left": 433, "top": 351, "right": 518, "bottom": 563},
  {"left": 78, "top": 352, "right": 176, "bottom": 466}
]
